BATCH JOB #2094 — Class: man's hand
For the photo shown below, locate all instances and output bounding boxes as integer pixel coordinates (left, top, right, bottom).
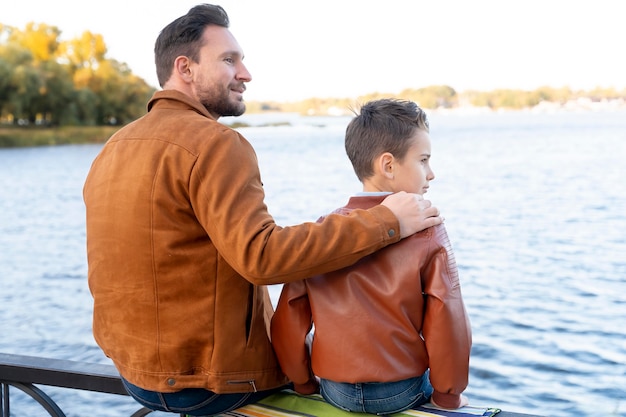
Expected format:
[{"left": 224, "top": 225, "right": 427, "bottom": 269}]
[{"left": 381, "top": 191, "right": 443, "bottom": 238}]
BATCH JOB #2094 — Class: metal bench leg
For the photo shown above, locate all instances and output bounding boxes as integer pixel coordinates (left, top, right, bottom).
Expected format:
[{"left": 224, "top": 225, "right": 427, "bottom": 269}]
[{"left": 0, "top": 382, "right": 66, "bottom": 417}]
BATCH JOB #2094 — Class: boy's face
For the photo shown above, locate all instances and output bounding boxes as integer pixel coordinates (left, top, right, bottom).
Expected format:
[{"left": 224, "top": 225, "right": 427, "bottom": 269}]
[{"left": 389, "top": 130, "right": 435, "bottom": 195}]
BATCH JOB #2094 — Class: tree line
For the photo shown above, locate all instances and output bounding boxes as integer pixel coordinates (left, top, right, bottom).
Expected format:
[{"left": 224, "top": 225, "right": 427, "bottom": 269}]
[
  {"left": 246, "top": 84, "right": 626, "bottom": 116},
  {"left": 0, "top": 22, "right": 155, "bottom": 126}
]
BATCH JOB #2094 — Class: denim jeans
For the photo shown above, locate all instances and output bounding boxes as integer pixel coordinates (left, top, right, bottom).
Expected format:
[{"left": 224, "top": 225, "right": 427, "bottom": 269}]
[
  {"left": 320, "top": 370, "right": 433, "bottom": 415},
  {"left": 121, "top": 377, "right": 288, "bottom": 416}
]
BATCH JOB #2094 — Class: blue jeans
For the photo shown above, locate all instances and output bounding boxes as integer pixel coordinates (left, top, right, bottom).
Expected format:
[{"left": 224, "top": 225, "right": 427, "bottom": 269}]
[
  {"left": 121, "top": 377, "right": 288, "bottom": 416},
  {"left": 320, "top": 371, "right": 433, "bottom": 415}
]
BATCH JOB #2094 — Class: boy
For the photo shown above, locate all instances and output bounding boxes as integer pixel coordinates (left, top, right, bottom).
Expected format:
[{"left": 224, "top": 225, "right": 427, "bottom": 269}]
[{"left": 271, "top": 98, "right": 472, "bottom": 414}]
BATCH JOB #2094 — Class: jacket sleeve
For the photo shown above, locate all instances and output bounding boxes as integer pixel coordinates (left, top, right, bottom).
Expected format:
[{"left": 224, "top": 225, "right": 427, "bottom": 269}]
[
  {"left": 190, "top": 127, "right": 401, "bottom": 285},
  {"left": 270, "top": 280, "right": 317, "bottom": 394},
  {"left": 421, "top": 224, "right": 472, "bottom": 409}
]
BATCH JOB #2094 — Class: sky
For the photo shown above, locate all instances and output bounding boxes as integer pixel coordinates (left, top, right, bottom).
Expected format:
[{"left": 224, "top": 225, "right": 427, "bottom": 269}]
[{"left": 3, "top": 0, "right": 625, "bottom": 102}]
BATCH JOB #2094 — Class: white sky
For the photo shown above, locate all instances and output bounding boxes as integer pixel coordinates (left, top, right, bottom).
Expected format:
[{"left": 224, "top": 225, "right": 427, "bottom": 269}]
[{"left": 3, "top": 0, "right": 625, "bottom": 102}]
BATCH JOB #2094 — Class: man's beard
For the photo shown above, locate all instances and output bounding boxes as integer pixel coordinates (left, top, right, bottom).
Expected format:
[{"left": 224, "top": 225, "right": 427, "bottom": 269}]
[{"left": 199, "top": 84, "right": 246, "bottom": 117}]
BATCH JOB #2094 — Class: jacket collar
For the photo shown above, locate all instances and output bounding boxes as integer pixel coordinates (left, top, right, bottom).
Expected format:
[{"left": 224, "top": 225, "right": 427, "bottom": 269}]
[
  {"left": 345, "top": 194, "right": 390, "bottom": 210},
  {"left": 147, "top": 89, "right": 215, "bottom": 120}
]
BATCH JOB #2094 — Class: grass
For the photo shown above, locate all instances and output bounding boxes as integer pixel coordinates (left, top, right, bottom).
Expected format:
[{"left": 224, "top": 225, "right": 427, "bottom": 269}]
[
  {"left": 0, "top": 120, "right": 291, "bottom": 148},
  {"left": 0, "top": 126, "right": 119, "bottom": 148}
]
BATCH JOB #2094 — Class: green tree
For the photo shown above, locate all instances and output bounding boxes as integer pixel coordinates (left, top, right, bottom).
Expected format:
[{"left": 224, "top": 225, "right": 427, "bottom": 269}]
[
  {"left": 0, "top": 57, "right": 14, "bottom": 104},
  {"left": 90, "top": 59, "right": 153, "bottom": 124},
  {"left": 29, "top": 60, "right": 76, "bottom": 125},
  {"left": 2, "top": 46, "right": 42, "bottom": 123},
  {"left": 67, "top": 88, "right": 99, "bottom": 125}
]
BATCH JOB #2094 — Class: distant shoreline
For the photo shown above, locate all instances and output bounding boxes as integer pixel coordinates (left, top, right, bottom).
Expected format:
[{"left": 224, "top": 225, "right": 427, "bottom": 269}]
[
  {"left": 2, "top": 103, "right": 625, "bottom": 148},
  {"left": 430, "top": 97, "right": 626, "bottom": 115}
]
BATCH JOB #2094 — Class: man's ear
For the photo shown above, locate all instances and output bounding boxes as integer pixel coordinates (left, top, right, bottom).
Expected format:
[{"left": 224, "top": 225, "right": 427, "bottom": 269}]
[
  {"left": 375, "top": 152, "right": 395, "bottom": 179},
  {"left": 173, "top": 56, "right": 193, "bottom": 82}
]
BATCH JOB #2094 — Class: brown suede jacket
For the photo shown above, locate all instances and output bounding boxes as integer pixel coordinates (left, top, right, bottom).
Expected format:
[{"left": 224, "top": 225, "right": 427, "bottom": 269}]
[
  {"left": 83, "top": 91, "right": 402, "bottom": 394},
  {"left": 271, "top": 195, "right": 472, "bottom": 409}
]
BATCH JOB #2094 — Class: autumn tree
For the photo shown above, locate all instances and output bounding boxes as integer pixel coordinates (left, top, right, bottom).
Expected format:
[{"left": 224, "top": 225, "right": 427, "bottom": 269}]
[{"left": 0, "top": 22, "right": 154, "bottom": 126}]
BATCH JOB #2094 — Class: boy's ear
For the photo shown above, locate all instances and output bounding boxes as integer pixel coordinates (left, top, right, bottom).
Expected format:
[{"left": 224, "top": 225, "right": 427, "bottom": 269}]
[{"left": 376, "top": 152, "right": 395, "bottom": 179}]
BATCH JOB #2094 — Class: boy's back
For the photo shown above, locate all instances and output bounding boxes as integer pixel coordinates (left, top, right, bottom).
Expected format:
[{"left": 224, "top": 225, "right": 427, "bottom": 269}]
[{"left": 271, "top": 194, "right": 471, "bottom": 408}]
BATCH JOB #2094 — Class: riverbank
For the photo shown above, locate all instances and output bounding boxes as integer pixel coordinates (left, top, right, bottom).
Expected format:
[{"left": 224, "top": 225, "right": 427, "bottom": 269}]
[
  {"left": 0, "top": 125, "right": 119, "bottom": 148},
  {"left": 0, "top": 120, "right": 262, "bottom": 148}
]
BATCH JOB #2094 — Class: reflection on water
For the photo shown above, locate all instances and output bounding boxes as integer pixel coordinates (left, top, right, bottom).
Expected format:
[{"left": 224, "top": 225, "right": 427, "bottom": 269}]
[{"left": 1, "top": 110, "right": 625, "bottom": 416}]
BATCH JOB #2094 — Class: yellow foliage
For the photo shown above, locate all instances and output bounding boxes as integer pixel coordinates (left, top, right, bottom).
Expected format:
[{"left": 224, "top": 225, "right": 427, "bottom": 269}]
[
  {"left": 73, "top": 67, "right": 93, "bottom": 89},
  {"left": 59, "top": 31, "right": 107, "bottom": 71},
  {"left": 5, "top": 22, "right": 61, "bottom": 62}
]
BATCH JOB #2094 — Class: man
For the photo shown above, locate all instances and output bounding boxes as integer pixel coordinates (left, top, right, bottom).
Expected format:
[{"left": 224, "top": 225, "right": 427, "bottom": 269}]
[{"left": 83, "top": 4, "right": 442, "bottom": 416}]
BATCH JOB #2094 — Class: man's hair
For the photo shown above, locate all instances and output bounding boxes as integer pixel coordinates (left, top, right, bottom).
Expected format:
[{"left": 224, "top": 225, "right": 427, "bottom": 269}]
[
  {"left": 345, "top": 98, "right": 430, "bottom": 182},
  {"left": 154, "top": 4, "right": 230, "bottom": 87}
]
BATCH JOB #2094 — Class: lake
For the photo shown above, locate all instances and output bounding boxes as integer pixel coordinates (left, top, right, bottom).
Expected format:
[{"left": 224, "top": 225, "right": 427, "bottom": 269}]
[{"left": 1, "top": 109, "right": 625, "bottom": 416}]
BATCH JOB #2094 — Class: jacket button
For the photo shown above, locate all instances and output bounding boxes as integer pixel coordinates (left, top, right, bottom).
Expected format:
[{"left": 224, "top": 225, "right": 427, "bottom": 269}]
[
  {"left": 388, "top": 229, "right": 396, "bottom": 237},
  {"left": 167, "top": 378, "right": 176, "bottom": 386}
]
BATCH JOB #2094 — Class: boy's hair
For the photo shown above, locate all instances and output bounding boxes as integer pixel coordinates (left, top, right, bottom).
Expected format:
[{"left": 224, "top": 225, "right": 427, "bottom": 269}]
[
  {"left": 345, "top": 98, "right": 429, "bottom": 182},
  {"left": 154, "top": 4, "right": 230, "bottom": 87}
]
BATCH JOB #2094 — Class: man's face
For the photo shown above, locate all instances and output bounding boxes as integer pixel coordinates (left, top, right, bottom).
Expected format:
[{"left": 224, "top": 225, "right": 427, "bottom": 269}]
[{"left": 189, "top": 25, "right": 252, "bottom": 119}]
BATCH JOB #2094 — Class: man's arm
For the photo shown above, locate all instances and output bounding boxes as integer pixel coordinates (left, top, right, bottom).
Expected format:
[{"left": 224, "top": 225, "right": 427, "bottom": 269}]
[{"left": 192, "top": 130, "right": 442, "bottom": 284}]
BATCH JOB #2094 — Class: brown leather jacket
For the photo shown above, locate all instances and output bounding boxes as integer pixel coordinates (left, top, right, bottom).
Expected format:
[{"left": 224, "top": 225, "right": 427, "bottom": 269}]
[
  {"left": 271, "top": 195, "right": 472, "bottom": 409},
  {"left": 83, "top": 91, "right": 403, "bottom": 394}
]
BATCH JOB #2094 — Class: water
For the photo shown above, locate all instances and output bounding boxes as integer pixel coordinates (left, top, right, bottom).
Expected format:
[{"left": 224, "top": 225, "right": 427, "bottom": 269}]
[{"left": 1, "top": 110, "right": 625, "bottom": 417}]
